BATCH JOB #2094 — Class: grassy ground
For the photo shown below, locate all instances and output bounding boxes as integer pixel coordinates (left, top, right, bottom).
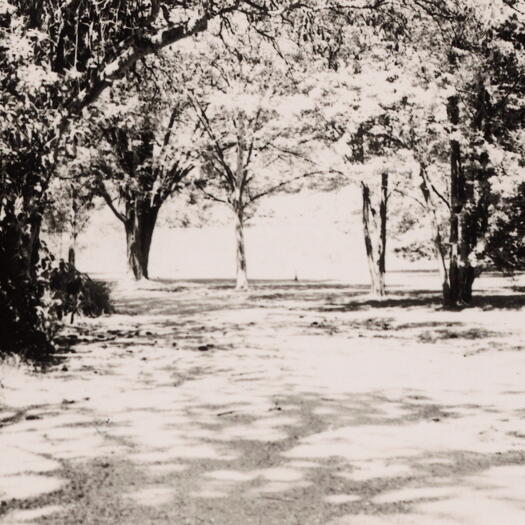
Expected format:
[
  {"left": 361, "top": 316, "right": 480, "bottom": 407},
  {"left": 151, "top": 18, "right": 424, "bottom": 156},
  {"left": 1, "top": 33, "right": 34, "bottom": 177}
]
[{"left": 1, "top": 273, "right": 525, "bottom": 524}]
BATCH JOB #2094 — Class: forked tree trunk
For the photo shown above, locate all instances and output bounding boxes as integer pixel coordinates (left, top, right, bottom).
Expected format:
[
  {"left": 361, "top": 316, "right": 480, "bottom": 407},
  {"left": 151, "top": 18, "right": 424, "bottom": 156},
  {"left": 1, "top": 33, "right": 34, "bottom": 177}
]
[
  {"left": 419, "top": 166, "right": 451, "bottom": 301},
  {"left": 234, "top": 208, "right": 248, "bottom": 290},
  {"left": 125, "top": 203, "right": 159, "bottom": 280},
  {"left": 361, "top": 174, "right": 388, "bottom": 298}
]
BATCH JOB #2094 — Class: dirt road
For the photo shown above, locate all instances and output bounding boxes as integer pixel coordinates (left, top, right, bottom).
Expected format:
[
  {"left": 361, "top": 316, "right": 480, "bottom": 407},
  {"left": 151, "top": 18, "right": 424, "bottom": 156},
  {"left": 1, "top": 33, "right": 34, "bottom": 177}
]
[{"left": 1, "top": 277, "right": 525, "bottom": 524}]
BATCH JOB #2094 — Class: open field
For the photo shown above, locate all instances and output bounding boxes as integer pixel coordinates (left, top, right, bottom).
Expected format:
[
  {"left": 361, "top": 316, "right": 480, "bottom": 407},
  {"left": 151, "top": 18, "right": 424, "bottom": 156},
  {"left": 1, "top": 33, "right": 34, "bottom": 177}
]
[
  {"left": 47, "top": 188, "right": 434, "bottom": 283},
  {"left": 1, "top": 273, "right": 525, "bottom": 524}
]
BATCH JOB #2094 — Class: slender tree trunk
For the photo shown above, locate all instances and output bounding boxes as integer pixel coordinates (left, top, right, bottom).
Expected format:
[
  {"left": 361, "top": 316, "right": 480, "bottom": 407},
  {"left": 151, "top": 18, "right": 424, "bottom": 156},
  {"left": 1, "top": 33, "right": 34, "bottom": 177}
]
[
  {"left": 234, "top": 207, "right": 248, "bottom": 290},
  {"left": 125, "top": 203, "right": 159, "bottom": 280},
  {"left": 140, "top": 209, "right": 157, "bottom": 278},
  {"left": 378, "top": 172, "right": 388, "bottom": 295},
  {"left": 233, "top": 112, "right": 249, "bottom": 291},
  {"left": 69, "top": 197, "right": 79, "bottom": 268},
  {"left": 24, "top": 214, "right": 42, "bottom": 279},
  {"left": 361, "top": 178, "right": 388, "bottom": 297},
  {"left": 419, "top": 166, "right": 451, "bottom": 301},
  {"left": 68, "top": 233, "right": 77, "bottom": 267},
  {"left": 446, "top": 95, "right": 474, "bottom": 308}
]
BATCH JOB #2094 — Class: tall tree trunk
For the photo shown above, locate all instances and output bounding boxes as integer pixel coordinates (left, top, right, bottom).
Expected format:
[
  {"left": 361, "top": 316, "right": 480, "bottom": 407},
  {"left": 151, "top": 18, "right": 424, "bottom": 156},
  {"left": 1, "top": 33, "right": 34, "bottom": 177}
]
[
  {"left": 378, "top": 172, "right": 388, "bottom": 294},
  {"left": 419, "top": 165, "right": 451, "bottom": 301},
  {"left": 0, "top": 207, "right": 54, "bottom": 357},
  {"left": 125, "top": 203, "right": 159, "bottom": 280},
  {"left": 446, "top": 95, "right": 473, "bottom": 308},
  {"left": 233, "top": 112, "right": 249, "bottom": 291},
  {"left": 234, "top": 207, "right": 248, "bottom": 290},
  {"left": 361, "top": 177, "right": 388, "bottom": 298}
]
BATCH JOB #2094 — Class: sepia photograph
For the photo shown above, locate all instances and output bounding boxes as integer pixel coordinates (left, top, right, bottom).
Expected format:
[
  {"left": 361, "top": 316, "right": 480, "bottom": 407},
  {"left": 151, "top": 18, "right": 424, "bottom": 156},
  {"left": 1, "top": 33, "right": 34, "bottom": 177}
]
[{"left": 0, "top": 1, "right": 524, "bottom": 523}]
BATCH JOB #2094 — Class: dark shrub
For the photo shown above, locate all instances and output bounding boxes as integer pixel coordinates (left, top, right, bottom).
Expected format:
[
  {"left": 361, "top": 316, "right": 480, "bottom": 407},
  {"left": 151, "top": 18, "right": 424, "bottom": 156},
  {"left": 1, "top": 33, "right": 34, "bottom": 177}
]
[{"left": 50, "top": 261, "right": 113, "bottom": 322}]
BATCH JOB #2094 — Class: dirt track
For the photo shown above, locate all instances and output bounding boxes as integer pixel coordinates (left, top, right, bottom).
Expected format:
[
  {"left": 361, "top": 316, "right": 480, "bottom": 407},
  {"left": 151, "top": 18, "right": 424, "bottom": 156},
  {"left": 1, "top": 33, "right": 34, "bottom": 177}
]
[{"left": 1, "top": 276, "right": 525, "bottom": 524}]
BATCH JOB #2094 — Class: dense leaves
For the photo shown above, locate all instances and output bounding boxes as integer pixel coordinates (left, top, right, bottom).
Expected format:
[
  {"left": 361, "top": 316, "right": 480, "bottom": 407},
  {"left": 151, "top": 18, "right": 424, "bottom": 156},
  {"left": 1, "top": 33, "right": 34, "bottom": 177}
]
[
  {"left": 483, "top": 182, "right": 525, "bottom": 271},
  {"left": 50, "top": 262, "right": 113, "bottom": 322}
]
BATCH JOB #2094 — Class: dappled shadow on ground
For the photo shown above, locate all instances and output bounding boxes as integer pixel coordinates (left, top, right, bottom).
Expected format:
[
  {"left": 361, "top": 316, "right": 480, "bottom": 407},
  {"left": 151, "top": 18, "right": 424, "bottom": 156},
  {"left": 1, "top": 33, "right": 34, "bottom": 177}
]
[
  {"left": 469, "top": 293, "right": 525, "bottom": 310},
  {"left": 322, "top": 289, "right": 525, "bottom": 313},
  {"left": 1, "top": 274, "right": 525, "bottom": 523},
  {"left": 110, "top": 279, "right": 369, "bottom": 316},
  {"left": 3, "top": 377, "right": 525, "bottom": 524},
  {"left": 322, "top": 290, "right": 443, "bottom": 312},
  {"left": 109, "top": 278, "right": 525, "bottom": 317}
]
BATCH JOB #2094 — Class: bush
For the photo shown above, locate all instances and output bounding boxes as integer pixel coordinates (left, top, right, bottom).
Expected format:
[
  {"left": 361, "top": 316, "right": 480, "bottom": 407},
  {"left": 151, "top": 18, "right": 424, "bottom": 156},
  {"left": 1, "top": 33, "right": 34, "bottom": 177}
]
[
  {"left": 0, "top": 221, "right": 57, "bottom": 361},
  {"left": 50, "top": 261, "right": 113, "bottom": 322},
  {"left": 0, "top": 218, "right": 113, "bottom": 362},
  {"left": 483, "top": 183, "right": 525, "bottom": 272}
]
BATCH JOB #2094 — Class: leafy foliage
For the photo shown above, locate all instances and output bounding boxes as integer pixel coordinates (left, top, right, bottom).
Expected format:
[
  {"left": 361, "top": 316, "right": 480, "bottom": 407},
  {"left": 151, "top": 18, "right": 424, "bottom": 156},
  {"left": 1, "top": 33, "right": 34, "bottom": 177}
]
[
  {"left": 0, "top": 236, "right": 57, "bottom": 360},
  {"left": 183, "top": 26, "right": 317, "bottom": 219},
  {"left": 50, "top": 262, "right": 113, "bottom": 321},
  {"left": 92, "top": 58, "right": 197, "bottom": 220},
  {"left": 483, "top": 182, "right": 525, "bottom": 271}
]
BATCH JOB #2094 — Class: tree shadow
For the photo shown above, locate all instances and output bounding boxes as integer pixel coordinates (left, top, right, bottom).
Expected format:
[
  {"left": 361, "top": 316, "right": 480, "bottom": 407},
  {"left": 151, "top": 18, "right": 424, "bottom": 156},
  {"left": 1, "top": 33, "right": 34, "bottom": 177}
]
[
  {"left": 109, "top": 279, "right": 371, "bottom": 316},
  {"left": 469, "top": 293, "right": 525, "bottom": 310},
  {"left": 320, "top": 290, "right": 443, "bottom": 312},
  {"left": 5, "top": 272, "right": 525, "bottom": 524},
  {"left": 322, "top": 289, "right": 525, "bottom": 312}
]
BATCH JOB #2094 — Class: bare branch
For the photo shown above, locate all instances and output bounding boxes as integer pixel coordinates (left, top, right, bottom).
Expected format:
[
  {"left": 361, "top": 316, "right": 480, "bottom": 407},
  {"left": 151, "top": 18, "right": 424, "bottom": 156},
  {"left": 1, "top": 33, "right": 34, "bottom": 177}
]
[
  {"left": 392, "top": 188, "right": 427, "bottom": 210},
  {"left": 68, "top": 2, "right": 243, "bottom": 114},
  {"left": 188, "top": 91, "right": 237, "bottom": 190},
  {"left": 249, "top": 169, "right": 329, "bottom": 203},
  {"left": 98, "top": 183, "right": 127, "bottom": 224},
  {"left": 195, "top": 183, "right": 227, "bottom": 204}
]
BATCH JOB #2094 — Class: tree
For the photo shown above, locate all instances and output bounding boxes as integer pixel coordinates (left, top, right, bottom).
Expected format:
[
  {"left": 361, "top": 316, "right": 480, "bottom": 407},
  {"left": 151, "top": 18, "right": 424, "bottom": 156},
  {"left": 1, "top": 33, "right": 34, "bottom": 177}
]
[
  {"left": 0, "top": 3, "right": 67, "bottom": 357},
  {"left": 483, "top": 182, "right": 525, "bottom": 272},
  {"left": 91, "top": 66, "right": 196, "bottom": 280},
  {"left": 1, "top": 0, "right": 387, "bottom": 355},
  {"left": 45, "top": 174, "right": 96, "bottom": 268},
  {"left": 402, "top": 0, "right": 525, "bottom": 306},
  {"left": 309, "top": 0, "right": 525, "bottom": 305},
  {"left": 184, "top": 28, "right": 317, "bottom": 289},
  {"left": 304, "top": 55, "right": 419, "bottom": 297}
]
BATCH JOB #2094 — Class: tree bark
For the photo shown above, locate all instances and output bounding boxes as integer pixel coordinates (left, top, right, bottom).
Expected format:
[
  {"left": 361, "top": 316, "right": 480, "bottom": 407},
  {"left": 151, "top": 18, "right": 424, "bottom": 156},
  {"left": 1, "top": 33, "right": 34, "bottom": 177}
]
[
  {"left": 232, "top": 113, "right": 249, "bottom": 291},
  {"left": 361, "top": 177, "right": 388, "bottom": 298},
  {"left": 68, "top": 233, "right": 77, "bottom": 268},
  {"left": 24, "top": 214, "right": 43, "bottom": 279},
  {"left": 419, "top": 165, "right": 451, "bottom": 301},
  {"left": 378, "top": 172, "right": 388, "bottom": 293},
  {"left": 125, "top": 203, "right": 159, "bottom": 280},
  {"left": 446, "top": 95, "right": 473, "bottom": 308},
  {"left": 234, "top": 208, "right": 248, "bottom": 291}
]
